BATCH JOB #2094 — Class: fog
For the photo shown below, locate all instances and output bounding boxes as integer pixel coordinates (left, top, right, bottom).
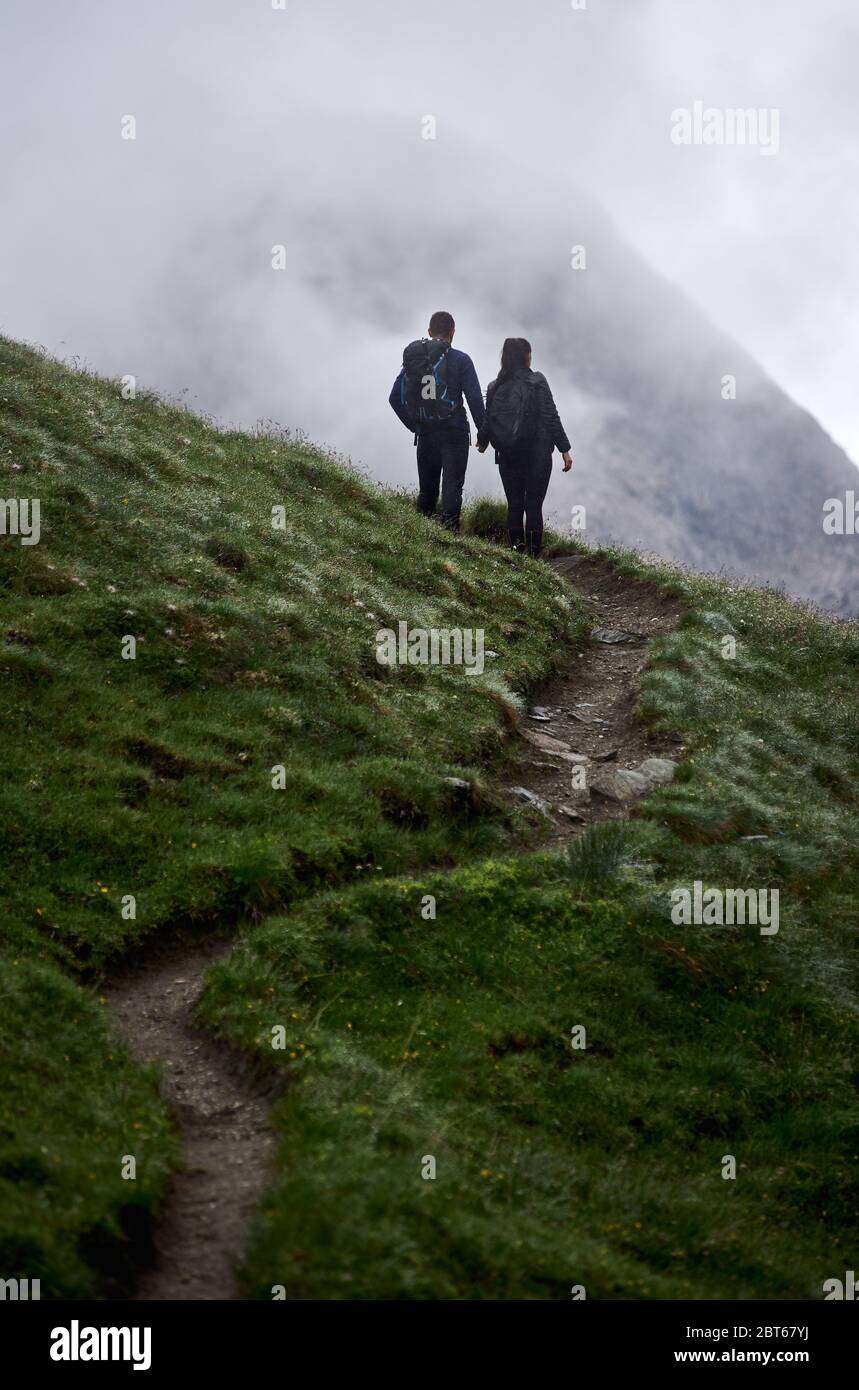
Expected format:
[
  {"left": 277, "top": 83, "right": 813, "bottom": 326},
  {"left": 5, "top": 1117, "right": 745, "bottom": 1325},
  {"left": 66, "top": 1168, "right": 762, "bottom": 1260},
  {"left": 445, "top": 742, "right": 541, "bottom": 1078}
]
[{"left": 1, "top": 0, "right": 857, "bottom": 498}]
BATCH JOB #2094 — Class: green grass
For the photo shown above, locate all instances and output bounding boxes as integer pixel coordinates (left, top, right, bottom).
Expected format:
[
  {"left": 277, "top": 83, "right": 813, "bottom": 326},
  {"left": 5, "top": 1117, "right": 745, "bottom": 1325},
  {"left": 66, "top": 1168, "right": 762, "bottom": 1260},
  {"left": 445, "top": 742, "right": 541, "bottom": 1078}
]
[
  {"left": 197, "top": 537, "right": 859, "bottom": 1299},
  {"left": 1, "top": 334, "right": 857, "bottom": 1299},
  {"left": 461, "top": 495, "right": 571, "bottom": 555},
  {"left": 198, "top": 837, "right": 856, "bottom": 1299},
  {"left": 0, "top": 336, "right": 582, "bottom": 1295},
  {"left": 0, "top": 960, "right": 175, "bottom": 1297}
]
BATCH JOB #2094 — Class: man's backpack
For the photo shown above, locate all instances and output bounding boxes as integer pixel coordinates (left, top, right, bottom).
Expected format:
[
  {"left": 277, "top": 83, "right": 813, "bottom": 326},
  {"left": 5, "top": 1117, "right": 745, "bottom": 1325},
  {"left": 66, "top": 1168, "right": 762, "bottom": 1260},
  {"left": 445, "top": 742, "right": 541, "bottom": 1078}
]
[
  {"left": 400, "top": 338, "right": 456, "bottom": 428},
  {"left": 485, "top": 373, "right": 537, "bottom": 451}
]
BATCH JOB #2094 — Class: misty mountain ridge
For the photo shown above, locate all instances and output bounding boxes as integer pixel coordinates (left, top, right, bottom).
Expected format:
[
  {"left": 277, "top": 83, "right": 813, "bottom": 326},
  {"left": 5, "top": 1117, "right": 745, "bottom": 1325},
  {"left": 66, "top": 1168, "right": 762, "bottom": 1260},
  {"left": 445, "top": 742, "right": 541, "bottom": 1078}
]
[
  {"left": 305, "top": 127, "right": 859, "bottom": 617},
  {"left": 40, "top": 117, "right": 859, "bottom": 616}
]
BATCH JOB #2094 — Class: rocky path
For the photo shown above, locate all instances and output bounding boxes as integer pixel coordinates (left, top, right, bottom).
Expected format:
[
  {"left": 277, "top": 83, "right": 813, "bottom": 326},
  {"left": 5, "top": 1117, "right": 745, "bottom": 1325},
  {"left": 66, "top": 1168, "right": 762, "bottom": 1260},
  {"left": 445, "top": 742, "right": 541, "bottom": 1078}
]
[{"left": 500, "top": 553, "right": 686, "bottom": 840}]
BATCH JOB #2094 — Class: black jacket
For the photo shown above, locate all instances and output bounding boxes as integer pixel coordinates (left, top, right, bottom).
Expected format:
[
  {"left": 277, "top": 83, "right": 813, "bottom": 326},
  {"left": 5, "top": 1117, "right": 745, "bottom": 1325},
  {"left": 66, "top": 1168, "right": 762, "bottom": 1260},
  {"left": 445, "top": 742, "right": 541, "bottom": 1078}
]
[{"left": 477, "top": 368, "right": 571, "bottom": 456}]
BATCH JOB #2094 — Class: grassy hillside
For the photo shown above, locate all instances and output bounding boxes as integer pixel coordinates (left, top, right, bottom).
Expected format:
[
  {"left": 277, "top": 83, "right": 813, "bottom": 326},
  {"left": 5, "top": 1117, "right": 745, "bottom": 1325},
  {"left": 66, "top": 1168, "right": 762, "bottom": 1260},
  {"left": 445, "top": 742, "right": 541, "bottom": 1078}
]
[
  {"left": 1, "top": 335, "right": 857, "bottom": 1299},
  {"left": 0, "top": 336, "right": 580, "bottom": 1294},
  {"left": 199, "top": 555, "right": 859, "bottom": 1299}
]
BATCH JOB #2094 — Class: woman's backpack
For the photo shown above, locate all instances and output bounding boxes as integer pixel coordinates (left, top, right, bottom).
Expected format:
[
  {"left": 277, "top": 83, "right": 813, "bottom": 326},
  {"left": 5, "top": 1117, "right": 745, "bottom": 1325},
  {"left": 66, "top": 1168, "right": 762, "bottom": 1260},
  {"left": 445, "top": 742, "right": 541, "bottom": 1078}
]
[{"left": 485, "top": 373, "right": 537, "bottom": 451}]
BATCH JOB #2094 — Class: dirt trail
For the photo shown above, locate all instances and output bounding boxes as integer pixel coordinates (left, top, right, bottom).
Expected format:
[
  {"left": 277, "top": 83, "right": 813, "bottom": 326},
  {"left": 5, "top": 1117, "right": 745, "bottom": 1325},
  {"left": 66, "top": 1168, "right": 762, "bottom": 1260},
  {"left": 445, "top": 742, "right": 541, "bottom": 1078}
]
[
  {"left": 104, "top": 551, "right": 684, "bottom": 1301},
  {"left": 106, "top": 939, "right": 277, "bottom": 1300},
  {"left": 499, "top": 553, "right": 686, "bottom": 840}
]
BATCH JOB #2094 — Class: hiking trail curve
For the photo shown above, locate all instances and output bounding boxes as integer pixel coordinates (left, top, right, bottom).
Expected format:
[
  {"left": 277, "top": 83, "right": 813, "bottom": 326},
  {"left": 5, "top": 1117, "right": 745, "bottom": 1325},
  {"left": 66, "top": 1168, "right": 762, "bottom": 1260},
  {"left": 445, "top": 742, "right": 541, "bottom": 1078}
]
[{"left": 105, "top": 551, "right": 685, "bottom": 1299}]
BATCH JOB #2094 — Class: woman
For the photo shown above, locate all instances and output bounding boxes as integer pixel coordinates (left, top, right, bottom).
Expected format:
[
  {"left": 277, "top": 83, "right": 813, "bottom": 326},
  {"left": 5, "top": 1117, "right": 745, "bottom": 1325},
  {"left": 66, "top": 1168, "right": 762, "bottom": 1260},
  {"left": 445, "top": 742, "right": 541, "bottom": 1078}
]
[{"left": 476, "top": 338, "right": 572, "bottom": 557}]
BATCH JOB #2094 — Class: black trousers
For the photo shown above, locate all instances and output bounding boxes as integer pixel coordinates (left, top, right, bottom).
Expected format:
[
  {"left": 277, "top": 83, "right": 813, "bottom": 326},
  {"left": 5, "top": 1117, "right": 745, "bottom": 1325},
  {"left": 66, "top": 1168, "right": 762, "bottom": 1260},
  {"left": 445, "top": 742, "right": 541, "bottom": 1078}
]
[
  {"left": 416, "top": 427, "right": 470, "bottom": 531},
  {"left": 498, "top": 447, "right": 553, "bottom": 556}
]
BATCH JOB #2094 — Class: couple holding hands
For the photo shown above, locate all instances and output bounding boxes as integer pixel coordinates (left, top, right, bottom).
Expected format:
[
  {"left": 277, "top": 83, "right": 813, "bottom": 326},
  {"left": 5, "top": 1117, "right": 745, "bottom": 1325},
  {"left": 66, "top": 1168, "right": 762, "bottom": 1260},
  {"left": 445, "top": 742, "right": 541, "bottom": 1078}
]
[{"left": 390, "top": 309, "right": 573, "bottom": 557}]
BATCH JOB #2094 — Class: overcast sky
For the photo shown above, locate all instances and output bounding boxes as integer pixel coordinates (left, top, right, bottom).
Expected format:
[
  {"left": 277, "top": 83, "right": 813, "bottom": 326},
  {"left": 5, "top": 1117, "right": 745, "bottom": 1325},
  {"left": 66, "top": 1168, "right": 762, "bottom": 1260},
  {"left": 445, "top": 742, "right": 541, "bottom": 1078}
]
[{"left": 2, "top": 0, "right": 857, "bottom": 470}]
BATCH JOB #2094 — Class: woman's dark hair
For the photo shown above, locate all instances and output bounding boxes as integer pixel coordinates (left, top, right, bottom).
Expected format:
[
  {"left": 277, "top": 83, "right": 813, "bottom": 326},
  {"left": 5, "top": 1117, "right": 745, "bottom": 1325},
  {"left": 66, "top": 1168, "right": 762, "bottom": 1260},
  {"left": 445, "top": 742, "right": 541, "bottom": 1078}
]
[{"left": 499, "top": 337, "right": 531, "bottom": 376}]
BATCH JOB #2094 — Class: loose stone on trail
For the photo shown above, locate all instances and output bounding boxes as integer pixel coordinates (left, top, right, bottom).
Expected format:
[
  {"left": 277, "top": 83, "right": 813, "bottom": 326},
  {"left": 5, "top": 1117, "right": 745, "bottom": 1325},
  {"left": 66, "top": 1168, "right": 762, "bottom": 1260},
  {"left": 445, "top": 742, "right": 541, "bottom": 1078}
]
[
  {"left": 590, "top": 627, "right": 644, "bottom": 644},
  {"left": 590, "top": 757, "right": 678, "bottom": 802},
  {"left": 509, "top": 786, "right": 552, "bottom": 813},
  {"left": 527, "top": 706, "right": 554, "bottom": 721},
  {"left": 521, "top": 728, "right": 590, "bottom": 763}
]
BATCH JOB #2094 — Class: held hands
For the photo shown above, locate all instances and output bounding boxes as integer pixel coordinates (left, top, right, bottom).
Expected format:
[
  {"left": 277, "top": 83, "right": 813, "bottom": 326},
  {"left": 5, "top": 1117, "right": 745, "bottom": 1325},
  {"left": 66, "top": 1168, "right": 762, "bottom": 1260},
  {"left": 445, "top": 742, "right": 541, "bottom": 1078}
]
[{"left": 474, "top": 441, "right": 569, "bottom": 464}]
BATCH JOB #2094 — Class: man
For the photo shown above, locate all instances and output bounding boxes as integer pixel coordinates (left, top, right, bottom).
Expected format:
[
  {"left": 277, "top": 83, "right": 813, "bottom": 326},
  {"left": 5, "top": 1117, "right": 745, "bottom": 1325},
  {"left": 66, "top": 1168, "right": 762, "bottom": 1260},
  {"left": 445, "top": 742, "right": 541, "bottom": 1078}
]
[{"left": 389, "top": 310, "right": 486, "bottom": 532}]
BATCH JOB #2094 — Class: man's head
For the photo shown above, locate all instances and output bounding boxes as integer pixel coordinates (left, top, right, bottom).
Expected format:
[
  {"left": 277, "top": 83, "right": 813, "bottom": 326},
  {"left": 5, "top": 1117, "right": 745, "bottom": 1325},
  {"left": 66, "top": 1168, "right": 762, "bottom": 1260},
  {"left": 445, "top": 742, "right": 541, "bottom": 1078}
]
[{"left": 429, "top": 310, "right": 455, "bottom": 343}]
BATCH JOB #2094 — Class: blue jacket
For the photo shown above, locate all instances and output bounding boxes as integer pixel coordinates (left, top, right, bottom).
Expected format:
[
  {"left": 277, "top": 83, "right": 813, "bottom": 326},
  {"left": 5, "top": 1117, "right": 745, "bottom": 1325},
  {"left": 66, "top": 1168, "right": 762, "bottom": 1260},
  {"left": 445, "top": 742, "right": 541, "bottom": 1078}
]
[{"left": 390, "top": 346, "right": 486, "bottom": 437}]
